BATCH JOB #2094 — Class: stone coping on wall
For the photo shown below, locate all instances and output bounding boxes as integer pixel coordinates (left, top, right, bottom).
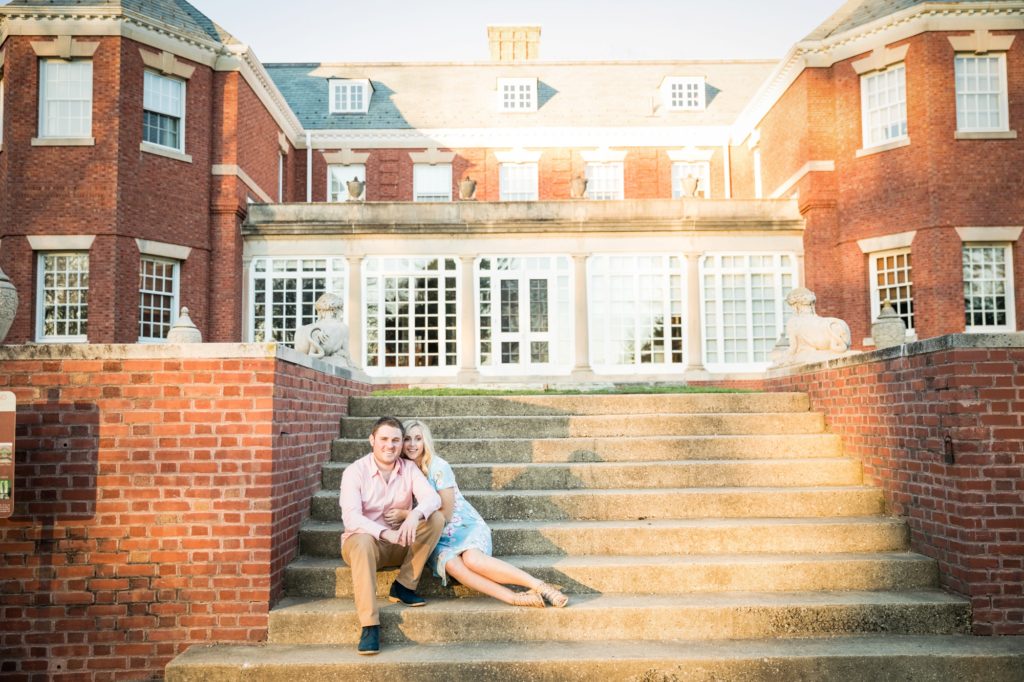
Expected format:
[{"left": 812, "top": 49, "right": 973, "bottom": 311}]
[
  {"left": 766, "top": 333, "right": 1024, "bottom": 378},
  {"left": 0, "top": 342, "right": 370, "bottom": 382}
]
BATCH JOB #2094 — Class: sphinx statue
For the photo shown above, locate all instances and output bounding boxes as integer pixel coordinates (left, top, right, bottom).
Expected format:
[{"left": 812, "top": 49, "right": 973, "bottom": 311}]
[
  {"left": 293, "top": 293, "right": 352, "bottom": 367},
  {"left": 770, "top": 287, "right": 854, "bottom": 367}
]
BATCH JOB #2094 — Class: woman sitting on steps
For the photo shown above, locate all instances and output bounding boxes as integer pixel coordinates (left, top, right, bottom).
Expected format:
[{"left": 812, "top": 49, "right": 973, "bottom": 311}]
[{"left": 384, "top": 419, "right": 569, "bottom": 609}]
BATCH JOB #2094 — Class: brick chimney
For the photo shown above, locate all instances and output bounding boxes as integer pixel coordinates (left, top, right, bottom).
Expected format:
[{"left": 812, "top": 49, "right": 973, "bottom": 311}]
[{"left": 487, "top": 25, "right": 541, "bottom": 62}]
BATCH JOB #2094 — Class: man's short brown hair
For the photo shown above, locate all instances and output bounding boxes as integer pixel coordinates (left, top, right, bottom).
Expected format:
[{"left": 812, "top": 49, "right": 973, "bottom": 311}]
[{"left": 370, "top": 416, "right": 404, "bottom": 437}]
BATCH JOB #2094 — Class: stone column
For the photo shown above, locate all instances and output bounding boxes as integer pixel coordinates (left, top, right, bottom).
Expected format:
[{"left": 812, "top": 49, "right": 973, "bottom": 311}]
[
  {"left": 457, "top": 255, "right": 478, "bottom": 382},
  {"left": 347, "top": 256, "right": 362, "bottom": 367},
  {"left": 685, "top": 252, "right": 704, "bottom": 372},
  {"left": 571, "top": 253, "right": 590, "bottom": 377}
]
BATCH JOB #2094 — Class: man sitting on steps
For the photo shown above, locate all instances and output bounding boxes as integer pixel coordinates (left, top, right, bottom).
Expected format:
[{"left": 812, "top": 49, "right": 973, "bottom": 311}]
[{"left": 340, "top": 416, "right": 445, "bottom": 655}]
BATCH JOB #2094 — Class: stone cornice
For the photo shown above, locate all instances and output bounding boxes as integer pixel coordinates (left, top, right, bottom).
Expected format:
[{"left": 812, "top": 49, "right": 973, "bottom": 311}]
[
  {"left": 732, "top": 2, "right": 1024, "bottom": 143},
  {"left": 139, "top": 48, "right": 194, "bottom": 79},
  {"left": 219, "top": 45, "right": 304, "bottom": 143}
]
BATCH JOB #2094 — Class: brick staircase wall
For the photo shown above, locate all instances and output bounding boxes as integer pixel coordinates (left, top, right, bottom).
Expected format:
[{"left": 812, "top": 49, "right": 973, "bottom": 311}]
[
  {"left": 0, "top": 344, "right": 370, "bottom": 680},
  {"left": 764, "top": 334, "right": 1024, "bottom": 635}
]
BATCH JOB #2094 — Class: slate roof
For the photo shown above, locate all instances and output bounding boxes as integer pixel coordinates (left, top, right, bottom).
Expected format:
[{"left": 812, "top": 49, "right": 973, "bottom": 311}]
[
  {"left": 265, "top": 60, "right": 778, "bottom": 131},
  {"left": 1, "top": 0, "right": 237, "bottom": 45},
  {"left": 804, "top": 0, "right": 998, "bottom": 41}
]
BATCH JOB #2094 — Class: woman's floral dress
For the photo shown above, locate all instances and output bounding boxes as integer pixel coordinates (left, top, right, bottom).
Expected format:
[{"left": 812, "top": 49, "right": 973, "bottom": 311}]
[{"left": 425, "top": 455, "right": 493, "bottom": 585}]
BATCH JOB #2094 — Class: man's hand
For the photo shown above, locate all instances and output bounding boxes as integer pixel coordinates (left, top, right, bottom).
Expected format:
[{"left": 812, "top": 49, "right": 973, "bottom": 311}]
[
  {"left": 396, "top": 510, "right": 422, "bottom": 546},
  {"left": 384, "top": 508, "right": 409, "bottom": 529},
  {"left": 380, "top": 528, "right": 401, "bottom": 545}
]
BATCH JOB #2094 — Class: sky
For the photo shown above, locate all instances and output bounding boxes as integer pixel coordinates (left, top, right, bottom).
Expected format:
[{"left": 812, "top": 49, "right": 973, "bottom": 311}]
[{"left": 186, "top": 0, "right": 839, "bottom": 63}]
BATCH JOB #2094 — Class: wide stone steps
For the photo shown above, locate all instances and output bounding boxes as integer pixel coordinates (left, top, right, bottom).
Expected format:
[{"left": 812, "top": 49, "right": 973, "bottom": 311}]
[
  {"left": 312, "top": 486, "right": 884, "bottom": 522},
  {"left": 299, "top": 517, "right": 911, "bottom": 558},
  {"left": 331, "top": 433, "right": 844, "bottom": 463},
  {"left": 265, "top": 591, "right": 971, "bottom": 645},
  {"left": 320, "top": 457, "right": 862, "bottom": 490},
  {"left": 349, "top": 393, "right": 811, "bottom": 416},
  {"left": 339, "top": 412, "right": 826, "bottom": 438},
  {"left": 166, "top": 637, "right": 1024, "bottom": 682},
  {"left": 284, "top": 552, "right": 938, "bottom": 599}
]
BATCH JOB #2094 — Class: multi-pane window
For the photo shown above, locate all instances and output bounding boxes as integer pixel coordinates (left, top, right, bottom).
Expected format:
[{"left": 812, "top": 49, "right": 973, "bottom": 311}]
[
  {"left": 861, "top": 64, "right": 907, "bottom": 148},
  {"left": 138, "top": 256, "right": 179, "bottom": 342},
  {"left": 39, "top": 59, "right": 92, "bottom": 138},
  {"left": 499, "top": 163, "right": 538, "bottom": 201},
  {"left": 36, "top": 252, "right": 89, "bottom": 342},
  {"left": 328, "top": 164, "right": 366, "bottom": 201},
  {"left": 589, "top": 255, "right": 686, "bottom": 371},
  {"left": 413, "top": 163, "right": 452, "bottom": 202},
  {"left": 477, "top": 256, "right": 572, "bottom": 371},
  {"left": 869, "top": 249, "right": 914, "bottom": 331},
  {"left": 955, "top": 54, "right": 1008, "bottom": 132},
  {"left": 671, "top": 162, "right": 711, "bottom": 198},
  {"left": 963, "top": 244, "right": 1015, "bottom": 331},
  {"left": 329, "top": 80, "right": 369, "bottom": 113},
  {"left": 701, "top": 254, "right": 796, "bottom": 369},
  {"left": 585, "top": 163, "right": 624, "bottom": 200},
  {"left": 364, "top": 257, "right": 458, "bottom": 372},
  {"left": 665, "top": 77, "right": 705, "bottom": 110},
  {"left": 249, "top": 257, "right": 347, "bottom": 345},
  {"left": 143, "top": 71, "right": 185, "bottom": 151},
  {"left": 498, "top": 78, "right": 537, "bottom": 111}
]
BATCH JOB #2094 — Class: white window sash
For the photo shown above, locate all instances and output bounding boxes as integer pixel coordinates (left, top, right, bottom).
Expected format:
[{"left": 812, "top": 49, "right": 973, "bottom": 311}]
[
  {"left": 247, "top": 257, "right": 348, "bottom": 345},
  {"left": 585, "top": 162, "right": 624, "bottom": 200},
  {"left": 868, "top": 248, "right": 915, "bottom": 332},
  {"left": 413, "top": 163, "right": 452, "bottom": 202},
  {"left": 963, "top": 243, "right": 1016, "bottom": 332},
  {"left": 860, "top": 64, "right": 907, "bottom": 148},
  {"left": 955, "top": 54, "right": 1009, "bottom": 133},
  {"left": 39, "top": 59, "right": 93, "bottom": 138},
  {"left": 138, "top": 256, "right": 180, "bottom": 343},
  {"left": 499, "top": 163, "right": 538, "bottom": 201},
  {"left": 36, "top": 251, "right": 90, "bottom": 342}
]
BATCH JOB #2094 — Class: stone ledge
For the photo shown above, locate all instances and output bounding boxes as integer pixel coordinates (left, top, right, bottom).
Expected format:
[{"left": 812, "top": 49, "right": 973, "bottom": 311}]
[{"left": 766, "top": 333, "right": 1024, "bottom": 378}]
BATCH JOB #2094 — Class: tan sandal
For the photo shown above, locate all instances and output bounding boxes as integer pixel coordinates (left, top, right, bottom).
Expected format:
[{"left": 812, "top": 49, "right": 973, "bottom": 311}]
[
  {"left": 510, "top": 590, "right": 545, "bottom": 608},
  {"left": 533, "top": 582, "right": 569, "bottom": 608}
]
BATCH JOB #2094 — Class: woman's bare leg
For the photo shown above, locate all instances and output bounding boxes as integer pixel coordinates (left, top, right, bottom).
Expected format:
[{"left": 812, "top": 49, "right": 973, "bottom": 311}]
[
  {"left": 461, "top": 549, "right": 542, "bottom": 590},
  {"left": 444, "top": 555, "right": 519, "bottom": 604}
]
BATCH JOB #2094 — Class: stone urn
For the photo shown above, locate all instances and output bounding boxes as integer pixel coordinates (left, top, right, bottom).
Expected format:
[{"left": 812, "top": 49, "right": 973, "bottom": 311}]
[
  {"left": 871, "top": 300, "right": 907, "bottom": 350},
  {"left": 0, "top": 264, "right": 18, "bottom": 344},
  {"left": 346, "top": 177, "right": 365, "bottom": 201},
  {"left": 167, "top": 307, "right": 202, "bottom": 343},
  {"left": 680, "top": 175, "right": 700, "bottom": 198},
  {"left": 458, "top": 176, "right": 477, "bottom": 201},
  {"left": 569, "top": 175, "right": 588, "bottom": 199}
]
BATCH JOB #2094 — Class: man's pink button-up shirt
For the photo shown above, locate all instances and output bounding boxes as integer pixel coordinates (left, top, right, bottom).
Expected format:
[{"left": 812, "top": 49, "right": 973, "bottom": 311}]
[{"left": 340, "top": 454, "right": 442, "bottom": 544}]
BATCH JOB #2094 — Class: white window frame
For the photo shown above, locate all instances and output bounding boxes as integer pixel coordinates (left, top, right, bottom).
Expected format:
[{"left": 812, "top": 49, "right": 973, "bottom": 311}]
[
  {"left": 584, "top": 162, "right": 624, "bottom": 200},
  {"left": 38, "top": 59, "right": 93, "bottom": 138},
  {"left": 588, "top": 254, "right": 687, "bottom": 374},
  {"left": 328, "top": 164, "right": 366, "bottom": 202},
  {"left": 671, "top": 161, "right": 711, "bottom": 198},
  {"left": 476, "top": 256, "right": 574, "bottom": 375},
  {"left": 662, "top": 77, "right": 706, "bottom": 111},
  {"left": 499, "top": 162, "right": 538, "bottom": 201},
  {"left": 142, "top": 70, "right": 185, "bottom": 153},
  {"left": 955, "top": 53, "right": 1009, "bottom": 133},
  {"left": 247, "top": 257, "right": 348, "bottom": 346},
  {"left": 963, "top": 243, "right": 1016, "bottom": 332},
  {"left": 36, "top": 251, "right": 90, "bottom": 343},
  {"left": 868, "top": 247, "right": 915, "bottom": 334},
  {"left": 700, "top": 253, "right": 798, "bottom": 372},
  {"left": 328, "top": 79, "right": 371, "bottom": 114},
  {"left": 413, "top": 163, "right": 453, "bottom": 202},
  {"left": 138, "top": 255, "right": 180, "bottom": 343},
  {"left": 860, "top": 64, "right": 907, "bottom": 149},
  {"left": 362, "top": 257, "right": 460, "bottom": 377},
  {"left": 497, "top": 78, "right": 537, "bottom": 112}
]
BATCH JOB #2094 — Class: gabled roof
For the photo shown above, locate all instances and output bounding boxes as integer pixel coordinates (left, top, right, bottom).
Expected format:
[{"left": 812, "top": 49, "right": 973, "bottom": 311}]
[
  {"left": 265, "top": 60, "right": 777, "bottom": 131},
  {"left": 804, "top": 0, "right": 998, "bottom": 41},
  {"left": 1, "top": 0, "right": 238, "bottom": 45}
]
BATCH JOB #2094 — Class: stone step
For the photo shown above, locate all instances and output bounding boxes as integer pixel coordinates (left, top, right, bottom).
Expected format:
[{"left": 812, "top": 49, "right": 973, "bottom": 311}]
[
  {"left": 339, "top": 412, "right": 826, "bottom": 439},
  {"left": 166, "top": 636, "right": 1024, "bottom": 682},
  {"left": 284, "top": 552, "right": 938, "bottom": 599},
  {"left": 331, "top": 433, "right": 844, "bottom": 463},
  {"left": 299, "top": 517, "right": 910, "bottom": 559},
  {"left": 311, "top": 486, "right": 884, "bottom": 522},
  {"left": 320, "top": 457, "right": 862, "bottom": 491},
  {"left": 266, "top": 591, "right": 971, "bottom": 645},
  {"left": 349, "top": 392, "right": 811, "bottom": 417}
]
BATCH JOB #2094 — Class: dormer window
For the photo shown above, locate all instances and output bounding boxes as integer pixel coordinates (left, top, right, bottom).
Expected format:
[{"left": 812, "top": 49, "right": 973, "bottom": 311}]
[
  {"left": 329, "top": 79, "right": 371, "bottom": 114},
  {"left": 662, "top": 77, "right": 705, "bottom": 111},
  {"left": 498, "top": 78, "right": 537, "bottom": 112}
]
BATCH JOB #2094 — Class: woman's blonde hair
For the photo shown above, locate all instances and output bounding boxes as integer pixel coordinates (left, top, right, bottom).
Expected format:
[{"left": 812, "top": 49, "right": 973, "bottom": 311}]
[{"left": 401, "top": 419, "right": 437, "bottom": 477}]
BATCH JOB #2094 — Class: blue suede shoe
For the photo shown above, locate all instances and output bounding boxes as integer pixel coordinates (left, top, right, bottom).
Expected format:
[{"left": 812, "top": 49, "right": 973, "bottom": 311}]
[
  {"left": 357, "top": 625, "right": 380, "bottom": 655},
  {"left": 388, "top": 580, "right": 426, "bottom": 606}
]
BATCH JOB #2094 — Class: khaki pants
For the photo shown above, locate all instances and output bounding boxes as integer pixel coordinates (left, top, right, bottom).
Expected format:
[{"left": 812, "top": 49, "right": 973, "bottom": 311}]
[{"left": 341, "top": 511, "right": 445, "bottom": 627}]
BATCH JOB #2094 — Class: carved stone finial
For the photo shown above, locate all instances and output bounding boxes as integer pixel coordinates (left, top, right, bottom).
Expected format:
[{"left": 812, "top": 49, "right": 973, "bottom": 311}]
[
  {"left": 167, "top": 307, "right": 202, "bottom": 343},
  {"left": 871, "top": 300, "right": 907, "bottom": 349}
]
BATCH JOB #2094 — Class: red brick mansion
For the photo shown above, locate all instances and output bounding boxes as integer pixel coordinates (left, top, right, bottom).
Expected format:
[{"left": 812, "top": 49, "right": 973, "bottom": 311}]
[{"left": 0, "top": 0, "right": 1021, "bottom": 385}]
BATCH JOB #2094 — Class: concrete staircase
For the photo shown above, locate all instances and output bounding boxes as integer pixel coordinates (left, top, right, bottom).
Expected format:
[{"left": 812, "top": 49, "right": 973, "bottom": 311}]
[{"left": 167, "top": 393, "right": 1024, "bottom": 681}]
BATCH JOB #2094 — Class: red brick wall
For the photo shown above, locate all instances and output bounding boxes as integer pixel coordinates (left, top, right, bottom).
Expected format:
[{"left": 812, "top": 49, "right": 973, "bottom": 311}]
[
  {"left": 0, "top": 346, "right": 369, "bottom": 680},
  {"left": 764, "top": 336, "right": 1024, "bottom": 635}
]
